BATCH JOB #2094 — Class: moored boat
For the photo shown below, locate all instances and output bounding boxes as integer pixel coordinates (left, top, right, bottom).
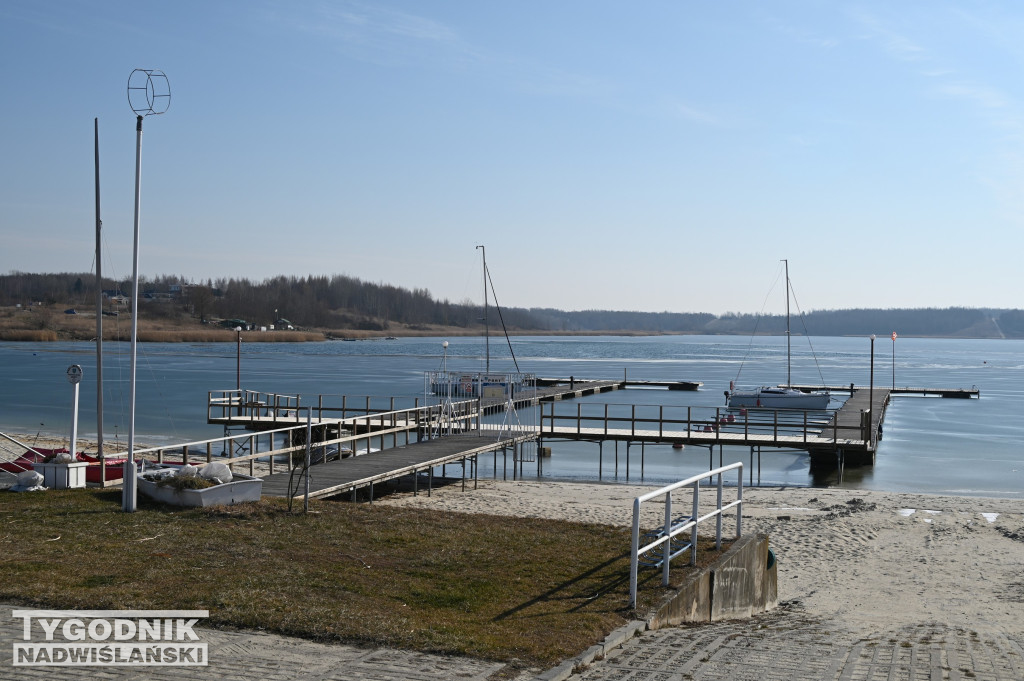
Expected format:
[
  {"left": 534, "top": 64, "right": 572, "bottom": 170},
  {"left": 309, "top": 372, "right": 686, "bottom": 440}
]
[{"left": 726, "top": 260, "right": 830, "bottom": 410}]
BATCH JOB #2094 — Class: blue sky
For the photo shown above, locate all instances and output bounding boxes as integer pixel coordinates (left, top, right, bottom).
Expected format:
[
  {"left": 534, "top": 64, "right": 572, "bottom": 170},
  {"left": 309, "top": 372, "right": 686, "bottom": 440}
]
[{"left": 3, "top": 1, "right": 1024, "bottom": 315}]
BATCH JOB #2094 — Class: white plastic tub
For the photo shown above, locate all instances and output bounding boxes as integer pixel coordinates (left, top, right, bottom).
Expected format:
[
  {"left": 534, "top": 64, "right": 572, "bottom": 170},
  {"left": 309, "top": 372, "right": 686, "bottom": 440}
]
[{"left": 137, "top": 465, "right": 262, "bottom": 507}]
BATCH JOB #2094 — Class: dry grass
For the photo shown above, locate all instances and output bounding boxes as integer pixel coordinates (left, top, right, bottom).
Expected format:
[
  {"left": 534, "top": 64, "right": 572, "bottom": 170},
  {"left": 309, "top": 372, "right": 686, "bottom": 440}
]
[
  {"left": 0, "top": 307, "right": 326, "bottom": 342},
  {"left": 1, "top": 488, "right": 727, "bottom": 667},
  {"left": 0, "top": 329, "right": 58, "bottom": 341},
  {"left": 0, "top": 304, "right": 676, "bottom": 342},
  {"left": 134, "top": 330, "right": 324, "bottom": 342}
]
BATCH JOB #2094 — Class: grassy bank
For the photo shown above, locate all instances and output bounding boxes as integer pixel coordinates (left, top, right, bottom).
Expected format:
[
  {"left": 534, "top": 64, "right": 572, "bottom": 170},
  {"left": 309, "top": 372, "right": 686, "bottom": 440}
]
[
  {"left": 0, "top": 305, "right": 681, "bottom": 342},
  {"left": 1, "top": 488, "right": 724, "bottom": 669}
]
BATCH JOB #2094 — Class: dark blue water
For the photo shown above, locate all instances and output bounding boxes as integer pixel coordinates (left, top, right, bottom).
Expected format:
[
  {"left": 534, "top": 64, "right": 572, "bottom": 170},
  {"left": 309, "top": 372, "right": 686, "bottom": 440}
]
[{"left": 1, "top": 335, "right": 1019, "bottom": 497}]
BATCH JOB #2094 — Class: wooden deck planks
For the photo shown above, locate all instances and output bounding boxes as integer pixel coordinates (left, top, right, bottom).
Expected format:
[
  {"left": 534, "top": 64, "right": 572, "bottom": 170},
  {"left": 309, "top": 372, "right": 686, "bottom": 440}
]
[{"left": 260, "top": 431, "right": 535, "bottom": 499}]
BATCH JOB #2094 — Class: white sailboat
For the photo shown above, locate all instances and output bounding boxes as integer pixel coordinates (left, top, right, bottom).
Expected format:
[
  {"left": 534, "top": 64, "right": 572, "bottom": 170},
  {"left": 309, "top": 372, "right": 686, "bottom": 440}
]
[
  {"left": 427, "top": 246, "right": 525, "bottom": 399},
  {"left": 726, "top": 261, "right": 830, "bottom": 410}
]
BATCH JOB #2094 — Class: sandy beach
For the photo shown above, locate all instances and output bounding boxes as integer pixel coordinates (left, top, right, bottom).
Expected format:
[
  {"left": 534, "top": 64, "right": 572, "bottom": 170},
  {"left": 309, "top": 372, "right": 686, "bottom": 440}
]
[{"left": 378, "top": 479, "right": 1024, "bottom": 638}]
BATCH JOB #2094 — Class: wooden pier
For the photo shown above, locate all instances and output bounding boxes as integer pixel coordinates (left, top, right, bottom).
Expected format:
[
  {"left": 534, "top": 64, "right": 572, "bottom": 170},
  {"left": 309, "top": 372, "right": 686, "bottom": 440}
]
[{"left": 188, "top": 375, "right": 978, "bottom": 501}]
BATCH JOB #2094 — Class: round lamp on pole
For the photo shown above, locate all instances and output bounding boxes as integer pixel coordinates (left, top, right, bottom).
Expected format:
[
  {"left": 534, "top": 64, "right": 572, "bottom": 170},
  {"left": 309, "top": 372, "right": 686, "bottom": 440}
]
[{"left": 123, "top": 68, "right": 170, "bottom": 513}]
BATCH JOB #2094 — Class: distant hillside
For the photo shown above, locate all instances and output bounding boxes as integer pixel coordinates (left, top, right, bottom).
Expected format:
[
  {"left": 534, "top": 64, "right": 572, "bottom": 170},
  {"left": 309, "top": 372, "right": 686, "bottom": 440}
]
[{"left": 0, "top": 271, "right": 1019, "bottom": 339}]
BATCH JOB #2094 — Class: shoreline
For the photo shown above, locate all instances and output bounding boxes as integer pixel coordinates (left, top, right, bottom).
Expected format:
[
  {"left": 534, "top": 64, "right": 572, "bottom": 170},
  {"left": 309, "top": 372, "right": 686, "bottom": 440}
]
[{"left": 4, "top": 431, "right": 1024, "bottom": 500}]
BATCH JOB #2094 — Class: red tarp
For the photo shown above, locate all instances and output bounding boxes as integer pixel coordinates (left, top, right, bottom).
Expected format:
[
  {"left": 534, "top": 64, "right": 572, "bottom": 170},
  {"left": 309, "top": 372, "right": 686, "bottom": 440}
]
[{"left": 1, "top": 448, "right": 128, "bottom": 482}]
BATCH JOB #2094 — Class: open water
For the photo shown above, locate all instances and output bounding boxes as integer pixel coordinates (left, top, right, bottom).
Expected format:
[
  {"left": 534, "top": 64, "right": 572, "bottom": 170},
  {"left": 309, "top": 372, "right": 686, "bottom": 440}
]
[{"left": 1, "top": 335, "right": 1020, "bottom": 498}]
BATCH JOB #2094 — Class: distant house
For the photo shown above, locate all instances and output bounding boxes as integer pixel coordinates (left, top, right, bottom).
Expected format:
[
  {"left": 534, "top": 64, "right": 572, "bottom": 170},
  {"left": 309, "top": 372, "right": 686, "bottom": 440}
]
[{"left": 102, "top": 289, "right": 127, "bottom": 301}]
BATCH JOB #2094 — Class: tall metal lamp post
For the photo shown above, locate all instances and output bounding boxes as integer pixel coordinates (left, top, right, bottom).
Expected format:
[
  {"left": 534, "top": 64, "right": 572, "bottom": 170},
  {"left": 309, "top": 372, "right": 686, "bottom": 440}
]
[
  {"left": 868, "top": 334, "right": 876, "bottom": 446},
  {"left": 236, "top": 327, "right": 242, "bottom": 391},
  {"left": 891, "top": 331, "right": 897, "bottom": 390},
  {"left": 123, "top": 69, "right": 170, "bottom": 512}
]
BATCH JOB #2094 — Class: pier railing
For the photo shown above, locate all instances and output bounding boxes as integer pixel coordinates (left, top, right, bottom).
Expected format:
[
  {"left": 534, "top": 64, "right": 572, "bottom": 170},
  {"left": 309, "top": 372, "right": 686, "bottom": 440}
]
[
  {"left": 208, "top": 390, "right": 447, "bottom": 425},
  {"left": 629, "top": 462, "right": 743, "bottom": 608},
  {"left": 93, "top": 400, "right": 487, "bottom": 486},
  {"left": 540, "top": 402, "right": 870, "bottom": 448}
]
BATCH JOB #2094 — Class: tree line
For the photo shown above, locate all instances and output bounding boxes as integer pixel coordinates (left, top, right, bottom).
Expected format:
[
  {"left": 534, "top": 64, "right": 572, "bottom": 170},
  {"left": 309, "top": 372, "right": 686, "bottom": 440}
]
[{"left": 0, "top": 271, "right": 1019, "bottom": 338}]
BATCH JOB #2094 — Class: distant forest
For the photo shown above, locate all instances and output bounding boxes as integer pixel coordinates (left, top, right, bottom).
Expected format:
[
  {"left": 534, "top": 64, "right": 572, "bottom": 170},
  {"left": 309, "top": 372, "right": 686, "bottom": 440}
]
[{"left": 1, "top": 271, "right": 1022, "bottom": 338}]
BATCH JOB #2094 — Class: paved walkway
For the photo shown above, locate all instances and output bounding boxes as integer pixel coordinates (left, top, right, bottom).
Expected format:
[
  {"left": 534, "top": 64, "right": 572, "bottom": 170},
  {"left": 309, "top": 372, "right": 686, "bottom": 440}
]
[
  {"left": 570, "top": 602, "right": 1024, "bottom": 681},
  {"left": 0, "top": 610, "right": 504, "bottom": 681},
  {"left": 5, "top": 601, "right": 1024, "bottom": 680}
]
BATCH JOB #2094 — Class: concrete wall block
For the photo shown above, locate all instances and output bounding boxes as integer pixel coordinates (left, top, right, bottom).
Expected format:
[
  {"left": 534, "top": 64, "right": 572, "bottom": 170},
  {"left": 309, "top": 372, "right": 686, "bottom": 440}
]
[
  {"left": 647, "top": 569, "right": 711, "bottom": 628},
  {"left": 645, "top": 534, "right": 777, "bottom": 630},
  {"left": 711, "top": 535, "right": 758, "bottom": 621}
]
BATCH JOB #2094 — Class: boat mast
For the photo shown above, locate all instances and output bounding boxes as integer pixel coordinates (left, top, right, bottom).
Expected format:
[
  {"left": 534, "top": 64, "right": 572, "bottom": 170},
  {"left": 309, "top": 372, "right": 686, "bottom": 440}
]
[
  {"left": 477, "top": 244, "right": 489, "bottom": 373},
  {"left": 783, "top": 258, "right": 791, "bottom": 387},
  {"left": 94, "top": 118, "right": 103, "bottom": 459}
]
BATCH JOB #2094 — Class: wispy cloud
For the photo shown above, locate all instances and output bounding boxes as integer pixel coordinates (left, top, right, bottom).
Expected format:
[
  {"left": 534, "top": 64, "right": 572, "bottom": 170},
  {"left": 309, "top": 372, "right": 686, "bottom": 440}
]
[
  {"left": 262, "top": 0, "right": 619, "bottom": 102},
  {"left": 848, "top": 8, "right": 926, "bottom": 62},
  {"left": 937, "top": 83, "right": 1008, "bottom": 111},
  {"left": 307, "top": 1, "right": 459, "bottom": 46},
  {"left": 757, "top": 11, "right": 841, "bottom": 50},
  {"left": 850, "top": 7, "right": 1024, "bottom": 139},
  {"left": 260, "top": 0, "right": 469, "bottom": 68},
  {"left": 672, "top": 102, "right": 720, "bottom": 126}
]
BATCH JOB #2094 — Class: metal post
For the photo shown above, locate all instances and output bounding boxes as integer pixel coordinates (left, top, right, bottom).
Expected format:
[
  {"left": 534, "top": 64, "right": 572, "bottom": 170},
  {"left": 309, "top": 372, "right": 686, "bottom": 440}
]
[
  {"left": 869, "top": 334, "right": 876, "bottom": 446},
  {"left": 736, "top": 465, "right": 743, "bottom": 538},
  {"left": 123, "top": 68, "right": 170, "bottom": 512},
  {"left": 304, "top": 409, "right": 312, "bottom": 513},
  {"left": 67, "top": 365, "right": 82, "bottom": 456},
  {"left": 122, "top": 113, "right": 144, "bottom": 513},
  {"left": 715, "top": 473, "right": 723, "bottom": 549},
  {"left": 236, "top": 327, "right": 242, "bottom": 391},
  {"left": 690, "top": 482, "right": 699, "bottom": 565},
  {"left": 476, "top": 245, "right": 489, "bottom": 373},
  {"left": 662, "top": 491, "right": 672, "bottom": 586},
  {"left": 629, "top": 497, "right": 640, "bottom": 607},
  {"left": 892, "top": 331, "right": 896, "bottom": 390},
  {"left": 94, "top": 118, "right": 104, "bottom": 461}
]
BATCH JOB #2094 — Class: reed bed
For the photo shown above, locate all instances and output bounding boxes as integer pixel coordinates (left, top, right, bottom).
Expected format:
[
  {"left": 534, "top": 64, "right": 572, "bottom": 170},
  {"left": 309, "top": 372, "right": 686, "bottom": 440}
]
[
  {"left": 133, "top": 330, "right": 325, "bottom": 342},
  {"left": 0, "top": 329, "right": 58, "bottom": 341}
]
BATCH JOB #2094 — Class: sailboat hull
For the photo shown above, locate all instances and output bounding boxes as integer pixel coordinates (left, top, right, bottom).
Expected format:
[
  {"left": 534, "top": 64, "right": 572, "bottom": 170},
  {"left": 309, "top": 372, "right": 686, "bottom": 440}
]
[{"left": 727, "top": 387, "right": 830, "bottom": 410}]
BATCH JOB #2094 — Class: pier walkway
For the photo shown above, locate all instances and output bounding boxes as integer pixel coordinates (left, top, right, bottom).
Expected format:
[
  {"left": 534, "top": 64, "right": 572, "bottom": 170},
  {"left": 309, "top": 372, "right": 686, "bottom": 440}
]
[
  {"left": 260, "top": 430, "right": 535, "bottom": 501},
  {"left": 189, "top": 377, "right": 976, "bottom": 496},
  {"left": 790, "top": 383, "right": 979, "bottom": 398},
  {"left": 207, "top": 377, "right": 700, "bottom": 431}
]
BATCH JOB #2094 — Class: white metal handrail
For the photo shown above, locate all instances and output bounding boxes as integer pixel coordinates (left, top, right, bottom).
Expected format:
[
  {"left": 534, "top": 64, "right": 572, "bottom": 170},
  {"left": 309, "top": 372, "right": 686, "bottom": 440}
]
[{"left": 629, "top": 462, "right": 743, "bottom": 608}]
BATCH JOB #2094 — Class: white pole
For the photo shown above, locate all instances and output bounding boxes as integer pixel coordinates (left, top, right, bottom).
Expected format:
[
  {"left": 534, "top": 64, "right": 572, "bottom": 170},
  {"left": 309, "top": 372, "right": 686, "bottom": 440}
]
[
  {"left": 123, "top": 114, "right": 143, "bottom": 513},
  {"left": 70, "top": 383, "right": 79, "bottom": 455},
  {"left": 477, "top": 245, "right": 488, "bottom": 373},
  {"left": 94, "top": 118, "right": 104, "bottom": 461},
  {"left": 304, "top": 409, "right": 312, "bottom": 513},
  {"left": 67, "top": 365, "right": 82, "bottom": 456}
]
